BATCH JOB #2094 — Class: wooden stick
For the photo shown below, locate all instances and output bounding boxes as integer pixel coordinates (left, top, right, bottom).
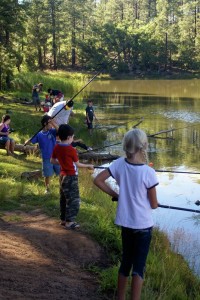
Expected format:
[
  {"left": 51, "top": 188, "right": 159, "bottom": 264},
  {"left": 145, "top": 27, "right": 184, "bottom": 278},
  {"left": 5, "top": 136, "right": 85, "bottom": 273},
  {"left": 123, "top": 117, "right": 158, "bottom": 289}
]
[{"left": 148, "top": 128, "right": 175, "bottom": 137}]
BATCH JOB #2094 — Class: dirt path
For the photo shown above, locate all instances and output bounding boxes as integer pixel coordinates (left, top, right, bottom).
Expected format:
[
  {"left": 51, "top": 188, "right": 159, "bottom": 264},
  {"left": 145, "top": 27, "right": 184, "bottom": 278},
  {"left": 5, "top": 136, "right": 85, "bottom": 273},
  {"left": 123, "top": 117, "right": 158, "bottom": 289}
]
[{"left": 0, "top": 210, "right": 108, "bottom": 300}]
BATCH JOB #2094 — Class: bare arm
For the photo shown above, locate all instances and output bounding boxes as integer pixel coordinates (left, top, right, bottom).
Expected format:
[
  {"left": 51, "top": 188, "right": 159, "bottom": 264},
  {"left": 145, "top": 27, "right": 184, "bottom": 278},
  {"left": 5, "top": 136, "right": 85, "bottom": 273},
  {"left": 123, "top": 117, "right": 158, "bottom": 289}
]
[
  {"left": 0, "top": 124, "right": 8, "bottom": 135},
  {"left": 75, "top": 161, "right": 94, "bottom": 170},
  {"left": 93, "top": 111, "right": 97, "bottom": 120},
  {"left": 147, "top": 187, "right": 158, "bottom": 209},
  {"left": 50, "top": 158, "right": 59, "bottom": 165},
  {"left": 49, "top": 118, "right": 59, "bottom": 130},
  {"left": 86, "top": 112, "right": 90, "bottom": 123},
  {"left": 70, "top": 110, "right": 75, "bottom": 117},
  {"left": 94, "top": 169, "right": 118, "bottom": 198}
]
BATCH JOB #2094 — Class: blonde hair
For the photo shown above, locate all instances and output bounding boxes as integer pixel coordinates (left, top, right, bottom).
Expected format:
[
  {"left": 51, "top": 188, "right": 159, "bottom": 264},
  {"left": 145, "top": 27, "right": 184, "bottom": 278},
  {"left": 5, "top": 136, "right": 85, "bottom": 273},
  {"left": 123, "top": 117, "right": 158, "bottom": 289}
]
[{"left": 123, "top": 128, "right": 148, "bottom": 163}]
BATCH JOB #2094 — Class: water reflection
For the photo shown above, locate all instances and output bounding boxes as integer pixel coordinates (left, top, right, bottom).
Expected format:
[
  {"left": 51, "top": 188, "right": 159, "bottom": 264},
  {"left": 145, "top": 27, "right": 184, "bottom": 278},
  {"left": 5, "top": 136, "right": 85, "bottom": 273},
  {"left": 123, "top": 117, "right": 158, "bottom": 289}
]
[{"left": 88, "top": 79, "right": 200, "bottom": 276}]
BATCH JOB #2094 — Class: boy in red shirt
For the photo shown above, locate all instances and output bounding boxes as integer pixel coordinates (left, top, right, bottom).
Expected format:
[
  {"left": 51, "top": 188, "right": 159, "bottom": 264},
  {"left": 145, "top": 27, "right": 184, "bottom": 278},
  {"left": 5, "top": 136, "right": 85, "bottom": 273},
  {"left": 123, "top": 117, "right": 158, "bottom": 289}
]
[{"left": 51, "top": 124, "right": 94, "bottom": 229}]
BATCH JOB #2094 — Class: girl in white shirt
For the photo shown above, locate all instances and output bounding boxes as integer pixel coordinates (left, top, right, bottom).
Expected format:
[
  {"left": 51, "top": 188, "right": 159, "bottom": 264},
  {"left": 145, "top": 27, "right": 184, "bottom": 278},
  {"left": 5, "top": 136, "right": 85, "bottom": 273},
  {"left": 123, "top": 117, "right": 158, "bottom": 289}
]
[{"left": 94, "top": 128, "right": 159, "bottom": 300}]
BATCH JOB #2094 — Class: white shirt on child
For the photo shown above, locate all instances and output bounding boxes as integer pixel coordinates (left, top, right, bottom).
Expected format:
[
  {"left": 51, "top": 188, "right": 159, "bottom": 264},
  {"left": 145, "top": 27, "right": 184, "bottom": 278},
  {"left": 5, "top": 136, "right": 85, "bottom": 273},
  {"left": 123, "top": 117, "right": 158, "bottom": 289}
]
[
  {"left": 47, "top": 101, "right": 73, "bottom": 126},
  {"left": 108, "top": 157, "right": 159, "bottom": 229}
]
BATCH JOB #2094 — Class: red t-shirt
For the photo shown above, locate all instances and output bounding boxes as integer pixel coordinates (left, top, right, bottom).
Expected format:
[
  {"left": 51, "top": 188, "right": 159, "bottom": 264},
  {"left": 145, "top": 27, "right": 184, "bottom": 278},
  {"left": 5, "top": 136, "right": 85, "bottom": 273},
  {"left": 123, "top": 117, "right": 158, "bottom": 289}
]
[{"left": 52, "top": 143, "right": 78, "bottom": 176}]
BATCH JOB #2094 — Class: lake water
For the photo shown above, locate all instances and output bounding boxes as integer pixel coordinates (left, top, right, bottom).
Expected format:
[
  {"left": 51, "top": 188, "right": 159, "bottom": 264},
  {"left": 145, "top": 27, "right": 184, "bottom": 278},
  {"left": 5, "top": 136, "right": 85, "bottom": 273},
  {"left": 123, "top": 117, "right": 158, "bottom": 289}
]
[{"left": 84, "top": 79, "right": 200, "bottom": 276}]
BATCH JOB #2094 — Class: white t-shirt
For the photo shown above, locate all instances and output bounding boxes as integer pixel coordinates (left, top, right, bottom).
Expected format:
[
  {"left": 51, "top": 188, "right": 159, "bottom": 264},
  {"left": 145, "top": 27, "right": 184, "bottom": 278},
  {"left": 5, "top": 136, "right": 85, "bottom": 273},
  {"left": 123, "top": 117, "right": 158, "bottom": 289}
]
[
  {"left": 47, "top": 101, "right": 73, "bottom": 126},
  {"left": 109, "top": 157, "right": 159, "bottom": 229}
]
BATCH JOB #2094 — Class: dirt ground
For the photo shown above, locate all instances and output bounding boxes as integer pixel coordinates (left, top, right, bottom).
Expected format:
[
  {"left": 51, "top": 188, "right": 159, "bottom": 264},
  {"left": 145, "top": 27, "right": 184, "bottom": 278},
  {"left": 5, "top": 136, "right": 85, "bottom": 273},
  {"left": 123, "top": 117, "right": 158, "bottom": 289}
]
[{"left": 0, "top": 210, "right": 110, "bottom": 300}]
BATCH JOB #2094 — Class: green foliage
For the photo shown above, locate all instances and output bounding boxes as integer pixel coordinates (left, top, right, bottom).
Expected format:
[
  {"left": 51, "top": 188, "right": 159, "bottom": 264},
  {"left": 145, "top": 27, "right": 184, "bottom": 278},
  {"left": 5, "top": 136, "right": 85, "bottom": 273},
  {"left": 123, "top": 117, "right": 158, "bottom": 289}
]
[{"left": 1, "top": 0, "right": 200, "bottom": 86}]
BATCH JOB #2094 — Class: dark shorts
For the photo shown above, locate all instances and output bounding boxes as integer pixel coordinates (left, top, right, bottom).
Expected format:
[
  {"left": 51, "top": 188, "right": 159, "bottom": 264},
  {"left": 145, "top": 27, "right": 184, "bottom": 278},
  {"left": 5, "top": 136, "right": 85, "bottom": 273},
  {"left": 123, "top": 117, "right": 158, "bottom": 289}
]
[
  {"left": 32, "top": 96, "right": 40, "bottom": 105},
  {"left": 0, "top": 136, "right": 14, "bottom": 145},
  {"left": 87, "top": 121, "right": 93, "bottom": 129},
  {"left": 119, "top": 226, "right": 152, "bottom": 279}
]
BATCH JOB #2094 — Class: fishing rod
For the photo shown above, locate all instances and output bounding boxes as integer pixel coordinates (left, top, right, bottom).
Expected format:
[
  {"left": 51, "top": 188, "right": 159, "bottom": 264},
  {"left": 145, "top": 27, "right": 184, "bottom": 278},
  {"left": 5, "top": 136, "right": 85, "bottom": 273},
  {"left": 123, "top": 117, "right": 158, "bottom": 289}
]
[
  {"left": 94, "top": 165, "right": 200, "bottom": 175},
  {"left": 24, "top": 50, "right": 124, "bottom": 146},
  {"left": 158, "top": 204, "right": 200, "bottom": 213},
  {"left": 111, "top": 197, "right": 200, "bottom": 213}
]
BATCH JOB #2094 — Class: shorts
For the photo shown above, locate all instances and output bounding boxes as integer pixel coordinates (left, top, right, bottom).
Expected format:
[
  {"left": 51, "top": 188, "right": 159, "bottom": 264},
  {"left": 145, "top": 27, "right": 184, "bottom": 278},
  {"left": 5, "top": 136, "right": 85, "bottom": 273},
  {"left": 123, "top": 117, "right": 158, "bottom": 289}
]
[
  {"left": 0, "top": 136, "right": 14, "bottom": 145},
  {"left": 119, "top": 226, "right": 152, "bottom": 279},
  {"left": 42, "top": 159, "right": 60, "bottom": 177},
  {"left": 32, "top": 96, "right": 40, "bottom": 105},
  {"left": 87, "top": 121, "right": 93, "bottom": 129}
]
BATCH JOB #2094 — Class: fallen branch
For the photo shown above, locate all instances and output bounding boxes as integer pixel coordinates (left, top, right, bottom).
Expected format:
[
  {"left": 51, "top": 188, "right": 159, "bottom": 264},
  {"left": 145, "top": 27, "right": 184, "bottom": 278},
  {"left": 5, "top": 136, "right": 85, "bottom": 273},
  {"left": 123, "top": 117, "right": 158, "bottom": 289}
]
[
  {"left": 21, "top": 169, "right": 42, "bottom": 181},
  {"left": 148, "top": 128, "right": 175, "bottom": 137},
  {"left": 133, "top": 117, "right": 144, "bottom": 128}
]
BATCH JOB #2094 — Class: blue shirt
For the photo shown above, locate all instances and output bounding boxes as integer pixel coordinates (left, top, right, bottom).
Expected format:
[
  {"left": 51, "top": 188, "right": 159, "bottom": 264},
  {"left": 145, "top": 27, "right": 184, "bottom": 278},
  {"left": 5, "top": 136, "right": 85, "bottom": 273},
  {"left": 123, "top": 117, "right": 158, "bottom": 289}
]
[{"left": 31, "top": 128, "right": 57, "bottom": 159}]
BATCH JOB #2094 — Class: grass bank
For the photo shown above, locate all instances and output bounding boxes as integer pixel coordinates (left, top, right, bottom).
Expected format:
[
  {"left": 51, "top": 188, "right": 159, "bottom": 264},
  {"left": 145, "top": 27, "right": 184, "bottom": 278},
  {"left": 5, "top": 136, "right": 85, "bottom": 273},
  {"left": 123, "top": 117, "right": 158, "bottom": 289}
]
[{"left": 0, "top": 81, "right": 200, "bottom": 299}]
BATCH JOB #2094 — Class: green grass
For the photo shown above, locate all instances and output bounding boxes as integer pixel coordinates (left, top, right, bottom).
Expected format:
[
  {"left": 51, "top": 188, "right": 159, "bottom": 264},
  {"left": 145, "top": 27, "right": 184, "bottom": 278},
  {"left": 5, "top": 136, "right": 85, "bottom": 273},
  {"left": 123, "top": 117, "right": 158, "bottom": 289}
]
[{"left": 0, "top": 74, "right": 200, "bottom": 299}]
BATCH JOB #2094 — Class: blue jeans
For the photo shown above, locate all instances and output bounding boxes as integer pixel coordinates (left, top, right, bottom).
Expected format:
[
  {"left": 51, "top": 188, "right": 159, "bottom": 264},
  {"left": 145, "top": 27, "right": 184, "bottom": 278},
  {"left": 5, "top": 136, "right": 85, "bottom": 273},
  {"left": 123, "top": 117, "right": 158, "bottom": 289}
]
[
  {"left": 119, "top": 226, "right": 152, "bottom": 279},
  {"left": 0, "top": 136, "right": 14, "bottom": 145}
]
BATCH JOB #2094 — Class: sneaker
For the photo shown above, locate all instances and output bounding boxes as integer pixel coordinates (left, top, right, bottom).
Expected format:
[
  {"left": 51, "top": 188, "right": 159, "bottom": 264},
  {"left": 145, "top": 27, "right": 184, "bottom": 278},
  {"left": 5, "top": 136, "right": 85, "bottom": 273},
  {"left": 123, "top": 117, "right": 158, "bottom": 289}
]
[
  {"left": 60, "top": 221, "right": 66, "bottom": 226},
  {"left": 87, "top": 147, "right": 93, "bottom": 151},
  {"left": 44, "top": 188, "right": 50, "bottom": 194},
  {"left": 65, "top": 222, "right": 80, "bottom": 230}
]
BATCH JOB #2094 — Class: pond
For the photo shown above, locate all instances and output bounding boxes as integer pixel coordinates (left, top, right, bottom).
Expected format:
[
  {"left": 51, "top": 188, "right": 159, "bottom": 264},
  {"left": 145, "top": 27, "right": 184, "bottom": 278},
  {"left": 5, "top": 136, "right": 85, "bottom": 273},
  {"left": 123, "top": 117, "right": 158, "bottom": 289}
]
[{"left": 83, "top": 79, "right": 200, "bottom": 276}]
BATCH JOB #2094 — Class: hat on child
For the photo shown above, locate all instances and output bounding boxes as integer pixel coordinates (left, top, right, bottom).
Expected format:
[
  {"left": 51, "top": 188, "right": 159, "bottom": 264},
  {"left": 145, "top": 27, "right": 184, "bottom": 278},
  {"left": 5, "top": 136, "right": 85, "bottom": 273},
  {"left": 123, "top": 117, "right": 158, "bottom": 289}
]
[{"left": 66, "top": 99, "right": 74, "bottom": 108}]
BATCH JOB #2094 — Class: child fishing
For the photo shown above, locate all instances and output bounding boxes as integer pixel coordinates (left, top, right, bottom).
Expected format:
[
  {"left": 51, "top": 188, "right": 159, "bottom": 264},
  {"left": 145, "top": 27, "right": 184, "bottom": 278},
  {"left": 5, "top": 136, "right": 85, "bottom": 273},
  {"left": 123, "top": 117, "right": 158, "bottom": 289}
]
[
  {"left": 51, "top": 124, "right": 94, "bottom": 230},
  {"left": 94, "top": 128, "right": 159, "bottom": 300},
  {"left": 25, "top": 115, "right": 60, "bottom": 194},
  {"left": 85, "top": 100, "right": 97, "bottom": 135}
]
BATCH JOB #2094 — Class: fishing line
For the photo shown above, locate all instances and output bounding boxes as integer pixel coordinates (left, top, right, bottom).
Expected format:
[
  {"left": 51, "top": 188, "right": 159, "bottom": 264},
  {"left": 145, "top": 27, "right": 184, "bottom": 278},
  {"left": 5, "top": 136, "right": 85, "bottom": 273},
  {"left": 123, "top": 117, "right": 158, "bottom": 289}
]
[
  {"left": 94, "top": 117, "right": 144, "bottom": 131},
  {"left": 93, "top": 165, "right": 200, "bottom": 175}
]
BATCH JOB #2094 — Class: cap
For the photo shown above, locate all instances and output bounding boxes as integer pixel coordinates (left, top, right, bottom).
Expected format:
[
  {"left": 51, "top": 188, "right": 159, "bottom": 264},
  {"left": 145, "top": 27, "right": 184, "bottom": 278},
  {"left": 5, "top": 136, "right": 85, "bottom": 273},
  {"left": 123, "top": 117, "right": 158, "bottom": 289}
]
[{"left": 66, "top": 99, "right": 74, "bottom": 108}]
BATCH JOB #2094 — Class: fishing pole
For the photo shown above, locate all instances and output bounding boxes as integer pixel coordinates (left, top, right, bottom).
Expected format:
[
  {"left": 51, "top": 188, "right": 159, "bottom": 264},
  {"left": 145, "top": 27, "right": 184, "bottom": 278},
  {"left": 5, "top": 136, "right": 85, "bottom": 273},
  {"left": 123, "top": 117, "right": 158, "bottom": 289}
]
[
  {"left": 24, "top": 50, "right": 124, "bottom": 146},
  {"left": 111, "top": 197, "right": 200, "bottom": 213},
  {"left": 158, "top": 204, "right": 200, "bottom": 213},
  {"left": 94, "top": 165, "right": 200, "bottom": 175}
]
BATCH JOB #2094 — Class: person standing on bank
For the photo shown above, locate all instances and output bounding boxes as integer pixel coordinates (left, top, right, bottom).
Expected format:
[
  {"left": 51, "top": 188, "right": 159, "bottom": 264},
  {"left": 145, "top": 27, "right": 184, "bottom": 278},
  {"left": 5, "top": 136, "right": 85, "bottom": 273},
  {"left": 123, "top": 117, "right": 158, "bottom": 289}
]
[
  {"left": 94, "top": 128, "right": 159, "bottom": 300},
  {"left": 32, "top": 83, "right": 43, "bottom": 111},
  {"left": 50, "top": 124, "right": 94, "bottom": 230},
  {"left": 25, "top": 115, "right": 60, "bottom": 194},
  {"left": 85, "top": 100, "right": 97, "bottom": 135}
]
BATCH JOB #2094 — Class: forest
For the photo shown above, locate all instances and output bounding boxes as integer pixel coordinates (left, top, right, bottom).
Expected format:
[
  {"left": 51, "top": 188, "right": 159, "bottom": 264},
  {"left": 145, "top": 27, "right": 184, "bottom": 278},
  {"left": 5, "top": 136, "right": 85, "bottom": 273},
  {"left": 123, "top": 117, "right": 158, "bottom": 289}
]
[{"left": 0, "top": 0, "right": 200, "bottom": 89}]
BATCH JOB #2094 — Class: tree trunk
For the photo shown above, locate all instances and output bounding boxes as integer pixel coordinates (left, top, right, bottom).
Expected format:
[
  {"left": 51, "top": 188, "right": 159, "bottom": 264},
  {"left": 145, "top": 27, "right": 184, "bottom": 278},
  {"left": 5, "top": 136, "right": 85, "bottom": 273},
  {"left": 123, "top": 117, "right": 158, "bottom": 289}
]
[
  {"left": 0, "top": 66, "right": 2, "bottom": 90},
  {"left": 71, "top": 16, "right": 76, "bottom": 67},
  {"left": 51, "top": 0, "right": 57, "bottom": 70},
  {"left": 38, "top": 46, "right": 43, "bottom": 69}
]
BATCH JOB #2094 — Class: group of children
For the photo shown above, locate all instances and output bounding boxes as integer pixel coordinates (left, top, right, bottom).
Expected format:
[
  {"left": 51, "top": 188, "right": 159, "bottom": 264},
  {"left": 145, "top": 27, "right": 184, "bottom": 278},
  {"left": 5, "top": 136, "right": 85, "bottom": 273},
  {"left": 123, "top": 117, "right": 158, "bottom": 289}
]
[
  {"left": 25, "top": 98, "right": 96, "bottom": 231},
  {"left": 32, "top": 83, "right": 64, "bottom": 112},
  {"left": 2, "top": 86, "right": 159, "bottom": 299}
]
